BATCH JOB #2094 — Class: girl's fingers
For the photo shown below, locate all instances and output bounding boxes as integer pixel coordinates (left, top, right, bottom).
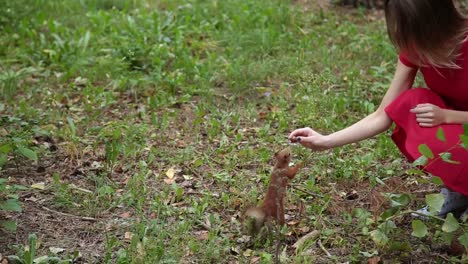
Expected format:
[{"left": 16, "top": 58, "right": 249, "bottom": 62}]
[
  {"left": 416, "top": 112, "right": 434, "bottom": 118},
  {"left": 298, "top": 136, "right": 314, "bottom": 143},
  {"left": 289, "top": 128, "right": 312, "bottom": 139},
  {"left": 419, "top": 122, "right": 434, "bottom": 127},
  {"left": 415, "top": 103, "right": 432, "bottom": 107},
  {"left": 416, "top": 118, "right": 433, "bottom": 123},
  {"left": 410, "top": 106, "right": 432, "bottom": 113}
]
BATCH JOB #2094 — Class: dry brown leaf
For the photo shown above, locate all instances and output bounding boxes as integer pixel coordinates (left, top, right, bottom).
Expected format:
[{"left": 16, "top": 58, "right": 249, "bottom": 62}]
[
  {"left": 176, "top": 140, "right": 187, "bottom": 148},
  {"left": 194, "top": 230, "right": 209, "bottom": 240},
  {"left": 296, "top": 226, "right": 310, "bottom": 234},
  {"left": 250, "top": 256, "right": 260, "bottom": 264},
  {"left": 0, "top": 128, "right": 9, "bottom": 137},
  {"left": 258, "top": 111, "right": 268, "bottom": 119},
  {"left": 122, "top": 177, "right": 130, "bottom": 185},
  {"left": 270, "top": 106, "right": 281, "bottom": 113},
  {"left": 164, "top": 178, "right": 175, "bottom": 185},
  {"left": 368, "top": 256, "right": 381, "bottom": 264},
  {"left": 114, "top": 165, "right": 124, "bottom": 173},
  {"left": 171, "top": 201, "right": 186, "bottom": 207},
  {"left": 119, "top": 212, "right": 132, "bottom": 218},
  {"left": 124, "top": 232, "right": 134, "bottom": 242}
]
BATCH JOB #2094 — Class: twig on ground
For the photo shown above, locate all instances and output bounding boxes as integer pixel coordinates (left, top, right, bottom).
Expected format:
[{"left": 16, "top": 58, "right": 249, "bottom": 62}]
[
  {"left": 193, "top": 149, "right": 224, "bottom": 167},
  {"left": 42, "top": 206, "right": 97, "bottom": 222},
  {"left": 412, "top": 188, "right": 438, "bottom": 193},
  {"left": 195, "top": 219, "right": 212, "bottom": 231},
  {"left": 183, "top": 163, "right": 202, "bottom": 178},
  {"left": 317, "top": 240, "right": 332, "bottom": 258},
  {"left": 435, "top": 253, "right": 450, "bottom": 262},
  {"left": 292, "top": 230, "right": 321, "bottom": 250}
]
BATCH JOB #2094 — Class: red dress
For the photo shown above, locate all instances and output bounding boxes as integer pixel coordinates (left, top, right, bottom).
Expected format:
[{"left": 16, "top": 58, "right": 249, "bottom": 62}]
[{"left": 384, "top": 39, "right": 468, "bottom": 195}]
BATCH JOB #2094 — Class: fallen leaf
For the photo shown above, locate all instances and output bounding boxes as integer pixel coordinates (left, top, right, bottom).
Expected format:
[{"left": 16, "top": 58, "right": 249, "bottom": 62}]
[
  {"left": 49, "top": 247, "right": 65, "bottom": 254},
  {"left": 243, "top": 249, "right": 253, "bottom": 257},
  {"left": 368, "top": 256, "right": 381, "bottom": 264},
  {"left": 297, "top": 226, "right": 310, "bottom": 234},
  {"left": 176, "top": 140, "right": 187, "bottom": 148},
  {"left": 183, "top": 250, "right": 194, "bottom": 258},
  {"left": 250, "top": 256, "right": 260, "bottom": 264},
  {"left": 180, "top": 180, "right": 193, "bottom": 188},
  {"left": 166, "top": 167, "right": 176, "bottom": 179},
  {"left": 119, "top": 212, "right": 132, "bottom": 218},
  {"left": 74, "top": 76, "right": 88, "bottom": 86},
  {"left": 230, "top": 247, "right": 240, "bottom": 255},
  {"left": 194, "top": 230, "right": 209, "bottom": 240},
  {"left": 114, "top": 165, "right": 124, "bottom": 173},
  {"left": 122, "top": 177, "right": 130, "bottom": 185},
  {"left": 183, "top": 174, "right": 193, "bottom": 180},
  {"left": 171, "top": 201, "right": 186, "bottom": 207},
  {"left": 271, "top": 106, "right": 281, "bottom": 113},
  {"left": 236, "top": 235, "right": 251, "bottom": 243},
  {"left": 124, "top": 232, "right": 134, "bottom": 242},
  {"left": 25, "top": 196, "right": 39, "bottom": 202},
  {"left": 287, "top": 220, "right": 300, "bottom": 226},
  {"left": 90, "top": 161, "right": 103, "bottom": 170},
  {"left": 0, "top": 128, "right": 8, "bottom": 137},
  {"left": 31, "top": 182, "right": 46, "bottom": 190},
  {"left": 164, "top": 178, "right": 175, "bottom": 185},
  {"left": 258, "top": 111, "right": 268, "bottom": 119}
]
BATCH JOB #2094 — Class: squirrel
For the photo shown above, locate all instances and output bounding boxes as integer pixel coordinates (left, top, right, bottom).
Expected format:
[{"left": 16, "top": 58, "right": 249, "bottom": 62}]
[{"left": 244, "top": 147, "right": 301, "bottom": 235}]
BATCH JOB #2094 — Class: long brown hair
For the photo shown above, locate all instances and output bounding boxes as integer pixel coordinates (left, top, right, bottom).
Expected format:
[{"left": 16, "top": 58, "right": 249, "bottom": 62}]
[{"left": 385, "top": 0, "right": 468, "bottom": 68}]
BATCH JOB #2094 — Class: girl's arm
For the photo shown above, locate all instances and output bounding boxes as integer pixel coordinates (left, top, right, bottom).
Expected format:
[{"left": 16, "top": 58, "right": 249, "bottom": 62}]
[
  {"left": 444, "top": 110, "right": 468, "bottom": 124},
  {"left": 290, "top": 59, "right": 418, "bottom": 150}
]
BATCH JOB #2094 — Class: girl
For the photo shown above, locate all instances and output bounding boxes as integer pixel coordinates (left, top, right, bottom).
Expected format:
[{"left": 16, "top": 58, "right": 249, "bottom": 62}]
[{"left": 289, "top": 0, "right": 468, "bottom": 217}]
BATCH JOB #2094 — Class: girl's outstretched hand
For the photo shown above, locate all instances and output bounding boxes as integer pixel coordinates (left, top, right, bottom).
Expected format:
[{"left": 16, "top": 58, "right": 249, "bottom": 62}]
[{"left": 288, "top": 127, "right": 331, "bottom": 151}]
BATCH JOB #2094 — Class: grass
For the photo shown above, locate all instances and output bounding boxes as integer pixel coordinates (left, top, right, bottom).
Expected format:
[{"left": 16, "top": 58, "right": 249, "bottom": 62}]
[{"left": 0, "top": 0, "right": 467, "bottom": 262}]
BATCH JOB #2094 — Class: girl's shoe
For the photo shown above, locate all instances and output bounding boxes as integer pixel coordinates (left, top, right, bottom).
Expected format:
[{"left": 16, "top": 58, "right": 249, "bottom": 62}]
[{"left": 413, "top": 187, "right": 468, "bottom": 218}]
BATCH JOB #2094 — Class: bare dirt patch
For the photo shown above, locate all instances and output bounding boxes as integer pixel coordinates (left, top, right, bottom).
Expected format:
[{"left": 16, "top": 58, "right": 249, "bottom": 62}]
[
  {"left": 1, "top": 202, "right": 105, "bottom": 262},
  {"left": 0, "top": 147, "right": 110, "bottom": 261}
]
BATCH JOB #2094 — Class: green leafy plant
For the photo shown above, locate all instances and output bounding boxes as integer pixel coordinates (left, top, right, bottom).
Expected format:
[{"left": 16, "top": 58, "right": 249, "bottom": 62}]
[
  {"left": 7, "top": 233, "right": 78, "bottom": 263},
  {"left": 363, "top": 125, "right": 468, "bottom": 256}
]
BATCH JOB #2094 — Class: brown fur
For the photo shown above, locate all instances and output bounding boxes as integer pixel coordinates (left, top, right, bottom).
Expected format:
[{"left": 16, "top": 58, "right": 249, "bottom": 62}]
[{"left": 245, "top": 147, "right": 301, "bottom": 234}]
